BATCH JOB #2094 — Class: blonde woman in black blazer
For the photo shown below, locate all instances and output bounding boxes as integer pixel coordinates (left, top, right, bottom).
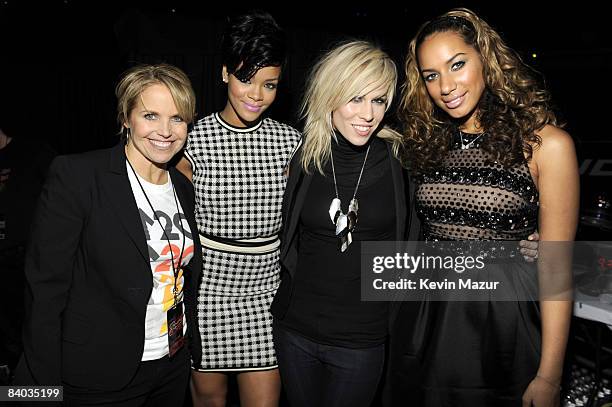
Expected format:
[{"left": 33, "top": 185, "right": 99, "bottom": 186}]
[{"left": 14, "top": 64, "right": 203, "bottom": 406}]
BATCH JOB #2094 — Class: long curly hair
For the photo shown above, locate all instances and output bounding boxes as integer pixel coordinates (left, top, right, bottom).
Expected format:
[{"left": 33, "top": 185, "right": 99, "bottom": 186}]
[{"left": 399, "top": 8, "right": 558, "bottom": 174}]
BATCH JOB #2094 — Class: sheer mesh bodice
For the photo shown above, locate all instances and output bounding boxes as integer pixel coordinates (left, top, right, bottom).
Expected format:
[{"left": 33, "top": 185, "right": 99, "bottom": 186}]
[
  {"left": 408, "top": 132, "right": 542, "bottom": 407},
  {"left": 415, "top": 132, "right": 539, "bottom": 241}
]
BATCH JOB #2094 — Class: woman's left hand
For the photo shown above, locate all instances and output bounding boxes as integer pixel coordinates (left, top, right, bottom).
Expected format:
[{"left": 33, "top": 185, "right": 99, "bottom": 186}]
[{"left": 522, "top": 376, "right": 560, "bottom": 407}]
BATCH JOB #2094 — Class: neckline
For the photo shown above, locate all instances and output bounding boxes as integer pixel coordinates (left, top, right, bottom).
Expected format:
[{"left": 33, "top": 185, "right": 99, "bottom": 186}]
[
  {"left": 458, "top": 130, "right": 486, "bottom": 136},
  {"left": 454, "top": 130, "right": 487, "bottom": 150},
  {"left": 214, "top": 112, "right": 263, "bottom": 133},
  {"left": 333, "top": 131, "right": 373, "bottom": 154},
  {"left": 126, "top": 160, "right": 172, "bottom": 192}
]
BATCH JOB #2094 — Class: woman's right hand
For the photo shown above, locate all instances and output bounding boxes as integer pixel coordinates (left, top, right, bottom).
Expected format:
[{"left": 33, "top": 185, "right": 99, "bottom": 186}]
[{"left": 521, "top": 375, "right": 560, "bottom": 407}]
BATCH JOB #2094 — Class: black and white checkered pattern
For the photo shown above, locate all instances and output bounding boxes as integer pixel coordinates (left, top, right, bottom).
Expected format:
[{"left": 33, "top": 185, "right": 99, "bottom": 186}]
[
  {"left": 186, "top": 113, "right": 301, "bottom": 239},
  {"left": 195, "top": 249, "right": 279, "bottom": 371},
  {"left": 186, "top": 113, "right": 301, "bottom": 371}
]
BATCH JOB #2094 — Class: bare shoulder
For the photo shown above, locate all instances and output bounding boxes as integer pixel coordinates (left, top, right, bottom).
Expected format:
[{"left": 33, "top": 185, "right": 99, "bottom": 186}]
[
  {"left": 530, "top": 125, "right": 577, "bottom": 180},
  {"left": 534, "top": 125, "right": 575, "bottom": 154}
]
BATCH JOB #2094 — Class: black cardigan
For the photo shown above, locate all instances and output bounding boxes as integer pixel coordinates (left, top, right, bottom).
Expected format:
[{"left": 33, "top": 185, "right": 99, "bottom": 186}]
[{"left": 271, "top": 141, "right": 420, "bottom": 327}]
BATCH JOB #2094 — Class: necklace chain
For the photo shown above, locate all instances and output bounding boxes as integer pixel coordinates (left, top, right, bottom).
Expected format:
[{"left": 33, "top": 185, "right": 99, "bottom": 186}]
[
  {"left": 126, "top": 158, "right": 185, "bottom": 305},
  {"left": 459, "top": 131, "right": 486, "bottom": 150},
  {"left": 330, "top": 144, "right": 370, "bottom": 203},
  {"left": 328, "top": 143, "right": 370, "bottom": 252}
]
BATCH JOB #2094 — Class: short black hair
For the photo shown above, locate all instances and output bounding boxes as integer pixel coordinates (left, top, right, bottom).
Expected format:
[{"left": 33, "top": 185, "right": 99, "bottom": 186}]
[{"left": 221, "top": 10, "right": 287, "bottom": 82}]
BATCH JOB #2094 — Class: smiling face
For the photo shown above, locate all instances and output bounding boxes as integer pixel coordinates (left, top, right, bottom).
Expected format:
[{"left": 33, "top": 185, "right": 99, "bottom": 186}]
[
  {"left": 332, "top": 85, "right": 388, "bottom": 146},
  {"left": 124, "top": 83, "right": 188, "bottom": 175},
  {"left": 220, "top": 65, "right": 281, "bottom": 127},
  {"left": 417, "top": 30, "right": 486, "bottom": 132}
]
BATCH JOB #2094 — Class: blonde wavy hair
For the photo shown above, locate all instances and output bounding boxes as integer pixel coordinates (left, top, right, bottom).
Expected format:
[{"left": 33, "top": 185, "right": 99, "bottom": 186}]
[
  {"left": 300, "top": 40, "right": 404, "bottom": 174},
  {"left": 400, "top": 8, "right": 558, "bottom": 174}
]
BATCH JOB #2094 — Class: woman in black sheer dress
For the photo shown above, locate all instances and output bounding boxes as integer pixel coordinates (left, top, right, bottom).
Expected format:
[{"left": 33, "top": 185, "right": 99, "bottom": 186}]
[{"left": 391, "top": 8, "right": 578, "bottom": 407}]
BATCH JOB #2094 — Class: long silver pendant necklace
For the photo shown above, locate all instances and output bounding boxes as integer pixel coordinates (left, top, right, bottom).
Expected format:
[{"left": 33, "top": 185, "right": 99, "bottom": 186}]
[{"left": 328, "top": 144, "right": 370, "bottom": 252}]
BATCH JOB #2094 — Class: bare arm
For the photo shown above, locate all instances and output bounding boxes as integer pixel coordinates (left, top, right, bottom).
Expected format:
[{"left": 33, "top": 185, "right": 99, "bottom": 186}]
[
  {"left": 523, "top": 125, "right": 578, "bottom": 406},
  {"left": 176, "top": 156, "right": 193, "bottom": 183}
]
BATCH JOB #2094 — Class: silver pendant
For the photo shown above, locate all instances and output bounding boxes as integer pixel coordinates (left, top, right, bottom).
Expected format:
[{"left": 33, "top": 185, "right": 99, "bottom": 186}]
[
  {"left": 348, "top": 198, "right": 358, "bottom": 213},
  {"left": 340, "top": 231, "right": 353, "bottom": 252},
  {"left": 329, "top": 197, "right": 341, "bottom": 223},
  {"left": 328, "top": 144, "right": 370, "bottom": 252},
  {"left": 335, "top": 213, "right": 348, "bottom": 236},
  {"left": 348, "top": 198, "right": 359, "bottom": 231},
  {"left": 329, "top": 196, "right": 360, "bottom": 251}
]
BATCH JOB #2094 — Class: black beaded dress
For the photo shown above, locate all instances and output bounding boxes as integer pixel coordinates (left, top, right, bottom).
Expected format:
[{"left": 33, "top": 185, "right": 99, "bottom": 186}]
[{"left": 415, "top": 131, "right": 541, "bottom": 406}]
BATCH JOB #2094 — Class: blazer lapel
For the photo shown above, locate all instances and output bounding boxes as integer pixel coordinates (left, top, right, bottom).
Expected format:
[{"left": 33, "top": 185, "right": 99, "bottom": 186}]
[
  {"left": 104, "top": 142, "right": 149, "bottom": 263},
  {"left": 170, "top": 168, "right": 202, "bottom": 284},
  {"left": 169, "top": 168, "right": 196, "bottom": 242}
]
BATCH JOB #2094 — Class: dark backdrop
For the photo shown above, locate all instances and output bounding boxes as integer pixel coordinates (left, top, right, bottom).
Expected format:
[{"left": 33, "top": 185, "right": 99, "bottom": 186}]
[{"left": 1, "top": 0, "right": 611, "bottom": 225}]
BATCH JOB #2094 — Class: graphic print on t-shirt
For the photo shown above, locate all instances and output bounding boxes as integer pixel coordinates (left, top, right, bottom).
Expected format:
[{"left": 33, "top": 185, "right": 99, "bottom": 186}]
[
  {"left": 139, "top": 207, "right": 193, "bottom": 316},
  {"left": 127, "top": 164, "right": 194, "bottom": 360}
]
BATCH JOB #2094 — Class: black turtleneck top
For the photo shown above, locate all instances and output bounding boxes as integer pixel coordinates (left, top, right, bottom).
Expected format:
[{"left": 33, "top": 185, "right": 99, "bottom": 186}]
[{"left": 278, "top": 133, "right": 395, "bottom": 348}]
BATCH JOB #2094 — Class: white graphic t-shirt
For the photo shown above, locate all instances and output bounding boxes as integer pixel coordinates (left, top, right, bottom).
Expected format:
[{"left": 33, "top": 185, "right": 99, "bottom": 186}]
[{"left": 127, "top": 163, "right": 194, "bottom": 361}]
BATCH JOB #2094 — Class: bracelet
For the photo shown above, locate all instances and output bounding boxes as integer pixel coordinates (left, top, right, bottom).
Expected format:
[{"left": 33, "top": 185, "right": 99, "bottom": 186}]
[{"left": 536, "top": 375, "right": 561, "bottom": 389}]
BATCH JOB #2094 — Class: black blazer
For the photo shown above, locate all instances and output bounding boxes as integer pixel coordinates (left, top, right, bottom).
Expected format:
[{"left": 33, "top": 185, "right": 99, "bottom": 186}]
[
  {"left": 14, "top": 142, "right": 203, "bottom": 390},
  {"left": 270, "top": 141, "right": 421, "bottom": 321}
]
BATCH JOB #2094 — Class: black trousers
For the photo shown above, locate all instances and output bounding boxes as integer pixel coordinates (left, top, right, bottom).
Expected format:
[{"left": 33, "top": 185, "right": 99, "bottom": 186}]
[
  {"left": 273, "top": 324, "right": 385, "bottom": 407},
  {"left": 63, "top": 346, "right": 190, "bottom": 406}
]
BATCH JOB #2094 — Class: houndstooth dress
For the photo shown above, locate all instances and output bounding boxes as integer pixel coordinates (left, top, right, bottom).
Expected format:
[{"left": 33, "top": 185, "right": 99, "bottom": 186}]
[{"left": 185, "top": 113, "right": 301, "bottom": 371}]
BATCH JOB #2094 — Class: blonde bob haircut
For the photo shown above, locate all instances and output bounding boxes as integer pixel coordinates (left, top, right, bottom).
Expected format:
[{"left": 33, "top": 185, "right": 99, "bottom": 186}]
[
  {"left": 300, "top": 40, "right": 403, "bottom": 174},
  {"left": 116, "top": 63, "right": 197, "bottom": 135}
]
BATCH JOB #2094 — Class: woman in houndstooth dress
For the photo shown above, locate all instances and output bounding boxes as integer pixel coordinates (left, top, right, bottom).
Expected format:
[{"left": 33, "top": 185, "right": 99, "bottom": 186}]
[{"left": 177, "top": 11, "right": 300, "bottom": 407}]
